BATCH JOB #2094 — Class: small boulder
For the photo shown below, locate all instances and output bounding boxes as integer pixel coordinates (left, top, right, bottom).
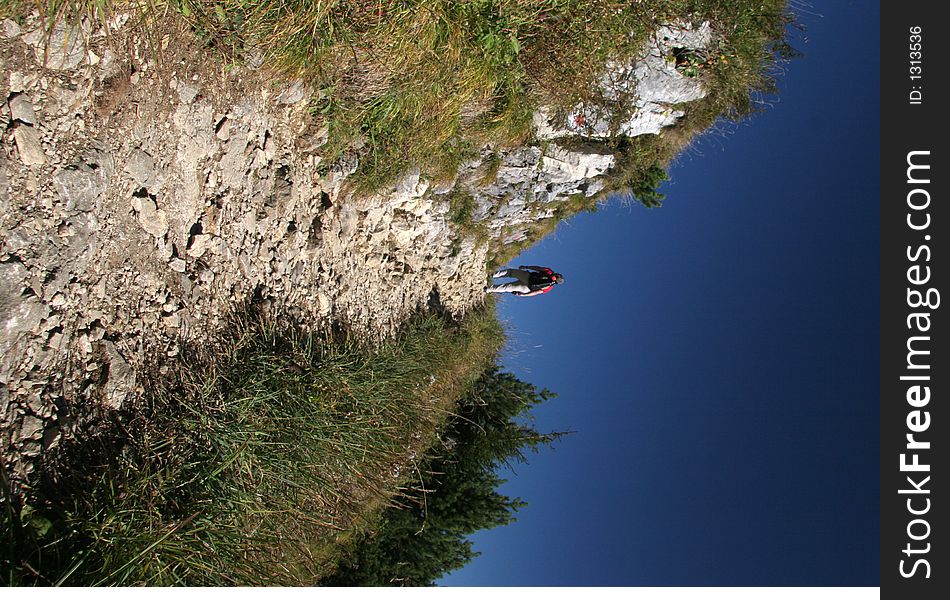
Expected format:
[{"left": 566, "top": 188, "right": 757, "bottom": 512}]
[
  {"left": 8, "top": 93, "right": 38, "bottom": 125},
  {"left": 12, "top": 125, "right": 46, "bottom": 165}
]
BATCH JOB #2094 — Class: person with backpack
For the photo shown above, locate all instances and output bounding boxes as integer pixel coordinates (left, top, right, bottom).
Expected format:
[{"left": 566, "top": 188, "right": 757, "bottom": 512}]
[{"left": 484, "top": 265, "right": 565, "bottom": 297}]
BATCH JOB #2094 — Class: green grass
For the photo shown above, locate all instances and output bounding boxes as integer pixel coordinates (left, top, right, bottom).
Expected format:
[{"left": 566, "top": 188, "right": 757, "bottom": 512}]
[
  {"left": 1, "top": 302, "right": 504, "bottom": 586},
  {"left": 0, "top": 1, "right": 797, "bottom": 583},
  {"left": 3, "top": 1, "right": 795, "bottom": 198},
  {"left": 325, "top": 366, "right": 564, "bottom": 586}
]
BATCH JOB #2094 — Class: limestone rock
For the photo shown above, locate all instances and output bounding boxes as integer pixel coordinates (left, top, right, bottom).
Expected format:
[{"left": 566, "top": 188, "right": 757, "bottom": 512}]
[
  {"left": 1, "top": 297, "right": 49, "bottom": 361},
  {"left": 534, "top": 21, "right": 712, "bottom": 140},
  {"left": 176, "top": 81, "right": 200, "bottom": 104},
  {"left": 186, "top": 234, "right": 213, "bottom": 258},
  {"left": 20, "top": 416, "right": 45, "bottom": 440},
  {"left": 125, "top": 150, "right": 158, "bottom": 189},
  {"left": 540, "top": 144, "right": 615, "bottom": 184},
  {"left": 2, "top": 19, "right": 21, "bottom": 39},
  {"left": 8, "top": 93, "right": 38, "bottom": 125},
  {"left": 275, "top": 79, "right": 309, "bottom": 105},
  {"left": 12, "top": 125, "right": 46, "bottom": 165},
  {"left": 53, "top": 165, "right": 103, "bottom": 212},
  {"left": 0, "top": 159, "right": 8, "bottom": 213},
  {"left": 131, "top": 195, "right": 169, "bottom": 238},
  {"left": 23, "top": 22, "right": 86, "bottom": 70}
]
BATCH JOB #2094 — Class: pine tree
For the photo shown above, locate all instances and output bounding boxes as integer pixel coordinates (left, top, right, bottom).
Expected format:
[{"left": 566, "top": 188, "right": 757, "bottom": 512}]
[{"left": 324, "top": 367, "right": 563, "bottom": 586}]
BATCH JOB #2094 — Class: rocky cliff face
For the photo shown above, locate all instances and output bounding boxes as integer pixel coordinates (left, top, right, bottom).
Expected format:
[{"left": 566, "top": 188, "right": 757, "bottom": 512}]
[{"left": 1, "top": 14, "right": 711, "bottom": 490}]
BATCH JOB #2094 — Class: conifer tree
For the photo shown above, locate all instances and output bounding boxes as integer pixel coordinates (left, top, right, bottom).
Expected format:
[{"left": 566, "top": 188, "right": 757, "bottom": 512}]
[{"left": 324, "top": 367, "right": 563, "bottom": 586}]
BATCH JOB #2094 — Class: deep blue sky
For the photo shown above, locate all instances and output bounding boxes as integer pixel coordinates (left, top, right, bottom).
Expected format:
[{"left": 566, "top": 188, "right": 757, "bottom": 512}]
[{"left": 441, "top": 1, "right": 880, "bottom": 586}]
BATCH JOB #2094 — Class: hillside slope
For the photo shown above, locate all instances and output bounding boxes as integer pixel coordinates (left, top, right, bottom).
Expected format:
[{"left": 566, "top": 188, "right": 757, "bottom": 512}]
[{"left": 1, "top": 0, "right": 792, "bottom": 542}]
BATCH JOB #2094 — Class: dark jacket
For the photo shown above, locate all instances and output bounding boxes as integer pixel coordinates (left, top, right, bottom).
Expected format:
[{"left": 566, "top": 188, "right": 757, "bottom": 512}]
[
  {"left": 528, "top": 269, "right": 557, "bottom": 291},
  {"left": 520, "top": 266, "right": 557, "bottom": 296}
]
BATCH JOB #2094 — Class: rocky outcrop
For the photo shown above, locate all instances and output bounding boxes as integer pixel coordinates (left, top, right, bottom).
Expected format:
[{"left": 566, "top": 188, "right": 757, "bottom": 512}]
[
  {"left": 533, "top": 22, "right": 712, "bottom": 140},
  {"left": 467, "top": 21, "right": 711, "bottom": 243},
  {"left": 1, "top": 13, "right": 714, "bottom": 493}
]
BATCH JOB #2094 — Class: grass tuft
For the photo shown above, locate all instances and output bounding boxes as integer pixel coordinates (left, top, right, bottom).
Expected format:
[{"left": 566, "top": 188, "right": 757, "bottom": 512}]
[
  {"left": 3, "top": 1, "right": 796, "bottom": 196},
  {"left": 1, "top": 302, "right": 504, "bottom": 586}
]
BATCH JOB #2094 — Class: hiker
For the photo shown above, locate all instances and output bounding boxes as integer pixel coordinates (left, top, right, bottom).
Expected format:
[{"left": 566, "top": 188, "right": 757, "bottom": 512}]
[{"left": 484, "top": 265, "right": 564, "bottom": 297}]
